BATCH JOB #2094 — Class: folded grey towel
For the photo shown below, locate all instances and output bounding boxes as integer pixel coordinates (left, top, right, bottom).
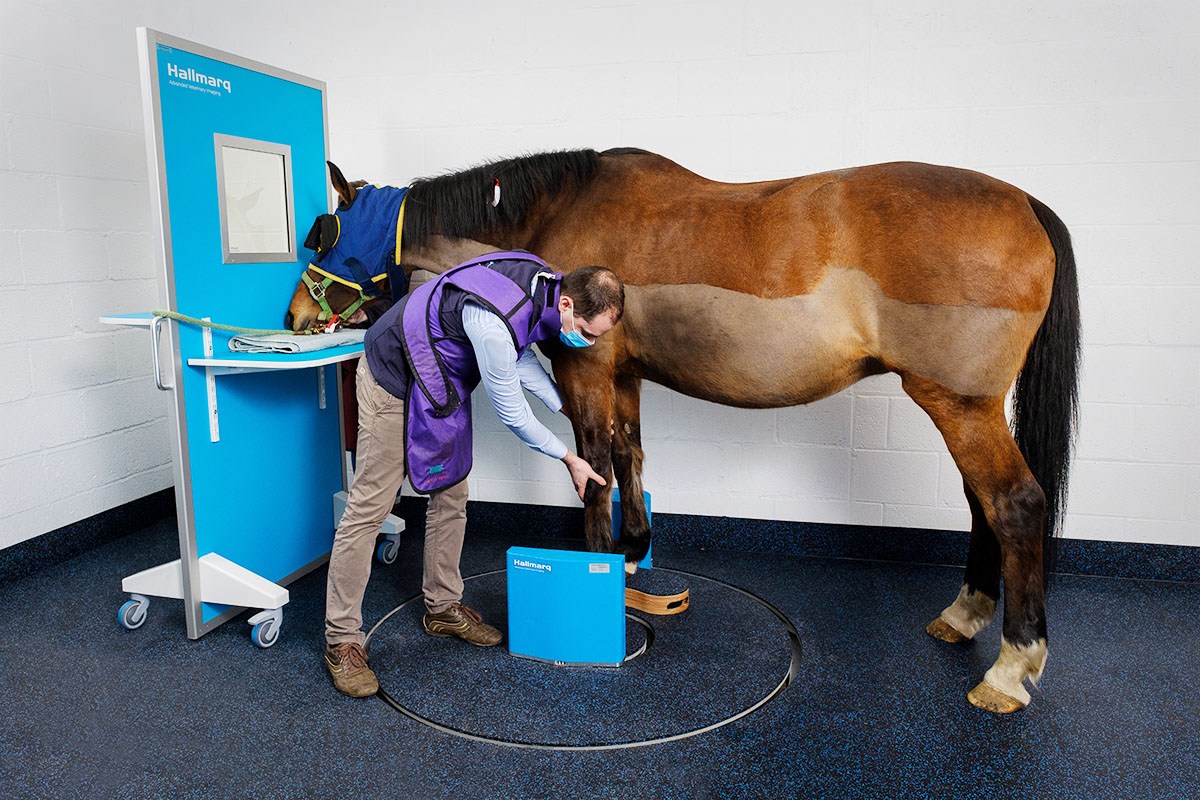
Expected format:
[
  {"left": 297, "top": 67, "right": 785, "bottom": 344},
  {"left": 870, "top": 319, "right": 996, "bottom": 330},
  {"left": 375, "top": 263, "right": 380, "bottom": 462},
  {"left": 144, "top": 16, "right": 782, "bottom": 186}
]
[{"left": 227, "top": 329, "right": 366, "bottom": 354}]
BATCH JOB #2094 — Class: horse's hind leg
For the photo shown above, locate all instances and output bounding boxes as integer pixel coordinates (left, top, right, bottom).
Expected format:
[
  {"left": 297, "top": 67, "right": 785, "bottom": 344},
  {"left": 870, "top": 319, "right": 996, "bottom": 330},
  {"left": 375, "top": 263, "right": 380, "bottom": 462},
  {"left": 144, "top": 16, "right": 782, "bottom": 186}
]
[
  {"left": 610, "top": 373, "right": 651, "bottom": 565},
  {"left": 926, "top": 487, "right": 1000, "bottom": 642},
  {"left": 903, "top": 374, "right": 1048, "bottom": 713}
]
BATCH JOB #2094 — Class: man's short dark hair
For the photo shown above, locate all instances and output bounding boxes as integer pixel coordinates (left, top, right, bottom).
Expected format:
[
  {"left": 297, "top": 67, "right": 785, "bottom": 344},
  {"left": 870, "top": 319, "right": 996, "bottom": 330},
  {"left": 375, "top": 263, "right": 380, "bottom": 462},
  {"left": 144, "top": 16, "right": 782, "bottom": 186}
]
[{"left": 561, "top": 266, "right": 625, "bottom": 322}]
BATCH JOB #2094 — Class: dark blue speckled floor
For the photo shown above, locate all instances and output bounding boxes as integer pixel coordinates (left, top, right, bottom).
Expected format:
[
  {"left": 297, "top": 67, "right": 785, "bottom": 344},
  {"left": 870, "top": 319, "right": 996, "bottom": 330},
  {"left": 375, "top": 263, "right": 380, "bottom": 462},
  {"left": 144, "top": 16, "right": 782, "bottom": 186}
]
[
  {"left": 368, "top": 569, "right": 794, "bottom": 748},
  {"left": 1, "top": 512, "right": 1198, "bottom": 800}
]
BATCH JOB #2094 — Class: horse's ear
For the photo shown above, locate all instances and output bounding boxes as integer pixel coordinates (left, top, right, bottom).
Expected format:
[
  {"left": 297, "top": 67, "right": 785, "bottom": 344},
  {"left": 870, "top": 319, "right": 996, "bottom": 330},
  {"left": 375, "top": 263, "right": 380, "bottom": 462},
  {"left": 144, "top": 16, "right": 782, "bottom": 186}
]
[
  {"left": 304, "top": 214, "right": 339, "bottom": 255},
  {"left": 327, "top": 161, "right": 358, "bottom": 209}
]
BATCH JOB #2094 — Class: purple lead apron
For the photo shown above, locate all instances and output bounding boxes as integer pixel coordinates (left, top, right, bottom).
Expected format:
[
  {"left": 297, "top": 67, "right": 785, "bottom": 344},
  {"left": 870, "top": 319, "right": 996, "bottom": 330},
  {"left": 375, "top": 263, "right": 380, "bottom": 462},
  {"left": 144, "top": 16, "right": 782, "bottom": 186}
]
[{"left": 400, "top": 253, "right": 564, "bottom": 493}]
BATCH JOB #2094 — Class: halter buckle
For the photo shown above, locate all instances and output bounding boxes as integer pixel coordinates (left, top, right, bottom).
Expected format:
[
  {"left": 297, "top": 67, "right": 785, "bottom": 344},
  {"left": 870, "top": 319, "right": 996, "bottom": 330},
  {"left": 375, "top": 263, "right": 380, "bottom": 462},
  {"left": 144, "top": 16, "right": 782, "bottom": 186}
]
[{"left": 306, "top": 276, "right": 328, "bottom": 302}]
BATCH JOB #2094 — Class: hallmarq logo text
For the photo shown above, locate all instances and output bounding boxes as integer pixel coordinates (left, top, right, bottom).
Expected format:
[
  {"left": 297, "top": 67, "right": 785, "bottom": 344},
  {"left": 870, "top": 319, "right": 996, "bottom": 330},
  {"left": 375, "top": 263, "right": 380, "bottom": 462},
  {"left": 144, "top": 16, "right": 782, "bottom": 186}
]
[{"left": 166, "top": 63, "right": 232, "bottom": 94}]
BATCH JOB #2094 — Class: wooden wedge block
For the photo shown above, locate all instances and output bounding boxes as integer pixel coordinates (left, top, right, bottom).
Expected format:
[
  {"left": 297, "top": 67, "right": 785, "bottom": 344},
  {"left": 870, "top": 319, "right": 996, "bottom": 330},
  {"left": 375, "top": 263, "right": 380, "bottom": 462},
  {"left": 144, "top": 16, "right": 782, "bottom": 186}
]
[{"left": 625, "top": 587, "right": 690, "bottom": 615}]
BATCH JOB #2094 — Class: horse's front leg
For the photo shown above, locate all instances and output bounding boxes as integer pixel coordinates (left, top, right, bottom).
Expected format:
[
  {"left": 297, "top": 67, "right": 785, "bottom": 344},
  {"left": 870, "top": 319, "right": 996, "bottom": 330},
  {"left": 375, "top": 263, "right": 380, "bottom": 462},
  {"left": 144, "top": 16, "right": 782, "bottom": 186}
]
[
  {"left": 574, "top": 400, "right": 619, "bottom": 560},
  {"left": 551, "top": 351, "right": 618, "bottom": 558},
  {"left": 611, "top": 372, "right": 651, "bottom": 565}
]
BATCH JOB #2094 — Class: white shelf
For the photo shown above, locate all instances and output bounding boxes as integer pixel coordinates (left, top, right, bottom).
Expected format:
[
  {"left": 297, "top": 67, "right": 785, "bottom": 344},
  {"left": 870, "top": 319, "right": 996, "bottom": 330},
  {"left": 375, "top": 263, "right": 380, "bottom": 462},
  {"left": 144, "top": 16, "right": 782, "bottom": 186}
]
[
  {"left": 100, "top": 312, "right": 156, "bottom": 328},
  {"left": 187, "top": 346, "right": 363, "bottom": 376},
  {"left": 100, "top": 311, "right": 364, "bottom": 375}
]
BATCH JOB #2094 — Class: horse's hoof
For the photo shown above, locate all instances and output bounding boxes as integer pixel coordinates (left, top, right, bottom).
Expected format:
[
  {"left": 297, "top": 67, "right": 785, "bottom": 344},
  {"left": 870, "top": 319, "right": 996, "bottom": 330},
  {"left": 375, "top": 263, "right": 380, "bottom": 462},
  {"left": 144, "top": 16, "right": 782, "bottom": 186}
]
[
  {"left": 967, "top": 681, "right": 1027, "bottom": 714},
  {"left": 926, "top": 617, "right": 968, "bottom": 643},
  {"left": 624, "top": 560, "right": 638, "bottom": 576}
]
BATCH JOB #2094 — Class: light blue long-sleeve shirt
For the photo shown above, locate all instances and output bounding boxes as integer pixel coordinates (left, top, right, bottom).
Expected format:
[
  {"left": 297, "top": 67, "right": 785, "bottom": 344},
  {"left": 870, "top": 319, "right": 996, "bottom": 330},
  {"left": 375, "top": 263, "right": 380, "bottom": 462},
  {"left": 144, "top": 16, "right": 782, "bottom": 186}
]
[{"left": 462, "top": 300, "right": 568, "bottom": 460}]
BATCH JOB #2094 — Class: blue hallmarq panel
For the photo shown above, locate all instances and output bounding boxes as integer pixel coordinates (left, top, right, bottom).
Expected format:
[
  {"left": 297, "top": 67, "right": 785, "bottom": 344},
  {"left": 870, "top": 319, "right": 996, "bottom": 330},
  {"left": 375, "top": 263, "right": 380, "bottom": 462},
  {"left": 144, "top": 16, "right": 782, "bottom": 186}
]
[
  {"left": 153, "top": 42, "right": 335, "bottom": 623},
  {"left": 506, "top": 547, "right": 625, "bottom": 667}
]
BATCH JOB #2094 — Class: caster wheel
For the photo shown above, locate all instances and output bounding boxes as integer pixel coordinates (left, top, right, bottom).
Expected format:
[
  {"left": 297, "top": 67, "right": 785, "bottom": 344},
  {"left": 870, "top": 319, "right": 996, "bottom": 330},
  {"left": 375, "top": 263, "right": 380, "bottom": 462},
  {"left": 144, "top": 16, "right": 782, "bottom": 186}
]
[
  {"left": 251, "top": 619, "right": 279, "bottom": 648},
  {"left": 376, "top": 539, "right": 399, "bottom": 565},
  {"left": 118, "top": 598, "right": 148, "bottom": 630}
]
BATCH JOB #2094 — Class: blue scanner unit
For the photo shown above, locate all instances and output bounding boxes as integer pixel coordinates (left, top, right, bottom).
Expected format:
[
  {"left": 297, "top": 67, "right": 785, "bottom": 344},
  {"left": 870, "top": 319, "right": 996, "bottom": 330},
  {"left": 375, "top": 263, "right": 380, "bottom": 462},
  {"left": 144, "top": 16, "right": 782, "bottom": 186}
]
[{"left": 506, "top": 547, "right": 625, "bottom": 667}]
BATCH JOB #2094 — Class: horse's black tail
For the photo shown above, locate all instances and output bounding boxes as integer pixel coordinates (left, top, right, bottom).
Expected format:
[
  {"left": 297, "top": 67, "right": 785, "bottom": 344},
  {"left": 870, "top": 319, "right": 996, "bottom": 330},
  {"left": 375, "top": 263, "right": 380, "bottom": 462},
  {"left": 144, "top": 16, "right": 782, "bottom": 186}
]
[{"left": 1014, "top": 195, "right": 1081, "bottom": 575}]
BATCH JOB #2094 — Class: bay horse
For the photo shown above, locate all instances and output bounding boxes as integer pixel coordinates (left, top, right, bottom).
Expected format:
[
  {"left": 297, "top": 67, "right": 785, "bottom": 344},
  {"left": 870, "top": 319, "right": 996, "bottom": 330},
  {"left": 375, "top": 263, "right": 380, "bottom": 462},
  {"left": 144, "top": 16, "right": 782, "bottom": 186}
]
[{"left": 288, "top": 149, "right": 1079, "bottom": 714}]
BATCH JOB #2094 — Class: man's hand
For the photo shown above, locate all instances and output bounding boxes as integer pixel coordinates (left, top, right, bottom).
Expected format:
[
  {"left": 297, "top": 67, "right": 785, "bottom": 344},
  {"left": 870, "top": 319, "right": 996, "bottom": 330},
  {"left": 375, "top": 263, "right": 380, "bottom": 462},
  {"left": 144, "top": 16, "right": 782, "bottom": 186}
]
[{"left": 562, "top": 451, "right": 606, "bottom": 500}]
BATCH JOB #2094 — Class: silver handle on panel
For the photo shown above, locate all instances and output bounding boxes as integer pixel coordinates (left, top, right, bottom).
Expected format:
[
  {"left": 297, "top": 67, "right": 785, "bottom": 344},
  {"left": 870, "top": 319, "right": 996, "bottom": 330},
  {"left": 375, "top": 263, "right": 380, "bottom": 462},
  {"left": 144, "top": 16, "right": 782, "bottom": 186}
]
[{"left": 150, "top": 314, "right": 174, "bottom": 391}]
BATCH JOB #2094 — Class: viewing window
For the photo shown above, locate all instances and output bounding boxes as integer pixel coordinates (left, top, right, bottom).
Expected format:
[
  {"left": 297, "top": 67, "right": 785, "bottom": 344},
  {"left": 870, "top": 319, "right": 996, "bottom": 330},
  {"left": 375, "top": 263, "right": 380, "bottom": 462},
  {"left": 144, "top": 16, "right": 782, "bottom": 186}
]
[{"left": 214, "top": 134, "right": 295, "bottom": 263}]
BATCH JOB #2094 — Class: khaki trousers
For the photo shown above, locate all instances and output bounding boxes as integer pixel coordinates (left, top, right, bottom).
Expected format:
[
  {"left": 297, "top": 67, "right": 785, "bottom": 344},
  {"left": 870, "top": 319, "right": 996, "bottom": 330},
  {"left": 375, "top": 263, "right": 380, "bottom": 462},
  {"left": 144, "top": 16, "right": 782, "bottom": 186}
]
[{"left": 325, "top": 356, "right": 470, "bottom": 646}]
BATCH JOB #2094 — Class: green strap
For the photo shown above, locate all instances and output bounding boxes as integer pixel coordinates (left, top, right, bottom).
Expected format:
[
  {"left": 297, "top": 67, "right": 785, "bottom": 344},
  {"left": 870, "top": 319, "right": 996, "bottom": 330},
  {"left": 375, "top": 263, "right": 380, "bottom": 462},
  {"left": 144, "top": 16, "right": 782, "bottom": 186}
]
[
  {"left": 301, "top": 272, "right": 373, "bottom": 323},
  {"left": 151, "top": 309, "right": 305, "bottom": 336},
  {"left": 302, "top": 272, "right": 338, "bottom": 322}
]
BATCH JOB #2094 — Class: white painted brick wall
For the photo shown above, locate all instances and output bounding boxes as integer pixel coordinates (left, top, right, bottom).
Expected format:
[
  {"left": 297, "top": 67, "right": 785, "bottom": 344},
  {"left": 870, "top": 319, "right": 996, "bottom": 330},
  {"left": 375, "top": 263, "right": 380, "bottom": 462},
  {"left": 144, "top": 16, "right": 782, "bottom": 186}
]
[
  {"left": 4, "top": 0, "right": 1197, "bottom": 552},
  {"left": 0, "top": 0, "right": 188, "bottom": 548}
]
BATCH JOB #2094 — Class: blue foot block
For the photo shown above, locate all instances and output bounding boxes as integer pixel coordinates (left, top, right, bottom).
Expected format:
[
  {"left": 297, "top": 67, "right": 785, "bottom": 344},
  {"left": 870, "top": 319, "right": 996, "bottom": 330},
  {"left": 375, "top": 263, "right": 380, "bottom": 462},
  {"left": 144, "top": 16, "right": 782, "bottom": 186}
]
[
  {"left": 611, "top": 488, "right": 652, "bottom": 570},
  {"left": 507, "top": 547, "right": 625, "bottom": 667}
]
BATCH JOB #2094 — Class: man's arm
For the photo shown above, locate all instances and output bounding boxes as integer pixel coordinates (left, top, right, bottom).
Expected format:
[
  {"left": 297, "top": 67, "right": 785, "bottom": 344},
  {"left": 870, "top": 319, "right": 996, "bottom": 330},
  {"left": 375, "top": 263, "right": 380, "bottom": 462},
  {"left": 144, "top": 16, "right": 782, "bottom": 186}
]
[
  {"left": 463, "top": 301, "right": 606, "bottom": 499},
  {"left": 462, "top": 301, "right": 568, "bottom": 459},
  {"left": 514, "top": 347, "right": 563, "bottom": 413}
]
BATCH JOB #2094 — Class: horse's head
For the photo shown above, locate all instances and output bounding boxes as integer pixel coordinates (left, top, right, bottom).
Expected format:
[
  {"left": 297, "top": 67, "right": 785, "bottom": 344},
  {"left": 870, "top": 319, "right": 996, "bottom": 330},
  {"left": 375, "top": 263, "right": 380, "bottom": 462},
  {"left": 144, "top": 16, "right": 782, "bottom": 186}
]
[{"left": 286, "top": 161, "right": 406, "bottom": 332}]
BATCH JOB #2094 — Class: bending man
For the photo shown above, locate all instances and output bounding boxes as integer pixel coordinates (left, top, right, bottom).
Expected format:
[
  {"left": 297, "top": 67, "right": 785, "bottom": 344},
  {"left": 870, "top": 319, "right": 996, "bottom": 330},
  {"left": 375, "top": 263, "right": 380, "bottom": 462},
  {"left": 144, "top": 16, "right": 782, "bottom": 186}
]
[{"left": 325, "top": 251, "right": 625, "bottom": 698}]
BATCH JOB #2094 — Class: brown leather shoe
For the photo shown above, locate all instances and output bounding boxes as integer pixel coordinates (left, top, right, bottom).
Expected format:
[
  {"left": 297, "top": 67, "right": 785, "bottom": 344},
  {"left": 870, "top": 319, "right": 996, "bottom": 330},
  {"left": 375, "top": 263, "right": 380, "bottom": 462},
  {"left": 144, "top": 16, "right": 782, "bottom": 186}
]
[
  {"left": 324, "top": 642, "right": 379, "bottom": 697},
  {"left": 422, "top": 603, "right": 503, "bottom": 646}
]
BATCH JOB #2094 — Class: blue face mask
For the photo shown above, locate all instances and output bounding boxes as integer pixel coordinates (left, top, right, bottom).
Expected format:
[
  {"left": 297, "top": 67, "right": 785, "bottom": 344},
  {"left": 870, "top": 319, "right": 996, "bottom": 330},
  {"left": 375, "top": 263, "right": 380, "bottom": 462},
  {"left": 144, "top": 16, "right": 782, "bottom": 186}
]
[{"left": 559, "top": 306, "right": 594, "bottom": 348}]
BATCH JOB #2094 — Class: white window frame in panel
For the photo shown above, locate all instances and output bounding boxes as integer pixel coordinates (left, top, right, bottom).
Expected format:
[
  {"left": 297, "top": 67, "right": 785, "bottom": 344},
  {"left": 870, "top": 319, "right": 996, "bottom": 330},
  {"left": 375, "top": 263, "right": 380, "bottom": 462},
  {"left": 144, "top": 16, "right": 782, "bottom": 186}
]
[{"left": 214, "top": 134, "right": 296, "bottom": 264}]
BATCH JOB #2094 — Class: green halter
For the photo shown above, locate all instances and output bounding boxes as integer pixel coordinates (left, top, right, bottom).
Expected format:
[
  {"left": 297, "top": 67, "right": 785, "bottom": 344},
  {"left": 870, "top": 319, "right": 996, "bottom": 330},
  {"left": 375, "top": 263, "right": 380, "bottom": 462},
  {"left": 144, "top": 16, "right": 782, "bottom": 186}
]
[{"left": 301, "top": 269, "right": 377, "bottom": 325}]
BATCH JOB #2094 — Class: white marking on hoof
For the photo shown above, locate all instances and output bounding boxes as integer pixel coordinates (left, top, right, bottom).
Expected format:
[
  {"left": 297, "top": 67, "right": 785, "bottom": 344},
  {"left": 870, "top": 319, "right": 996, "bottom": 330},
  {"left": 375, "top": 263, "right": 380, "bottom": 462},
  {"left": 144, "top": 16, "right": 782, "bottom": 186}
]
[
  {"left": 625, "top": 561, "right": 638, "bottom": 576},
  {"left": 938, "top": 584, "right": 997, "bottom": 640},
  {"left": 980, "top": 637, "right": 1048, "bottom": 708}
]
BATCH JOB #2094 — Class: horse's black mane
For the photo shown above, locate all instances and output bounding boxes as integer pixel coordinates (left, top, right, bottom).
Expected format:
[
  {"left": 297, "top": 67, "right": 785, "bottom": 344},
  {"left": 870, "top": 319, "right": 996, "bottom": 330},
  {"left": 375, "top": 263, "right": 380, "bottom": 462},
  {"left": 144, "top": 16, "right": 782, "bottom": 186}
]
[{"left": 402, "top": 147, "right": 649, "bottom": 250}]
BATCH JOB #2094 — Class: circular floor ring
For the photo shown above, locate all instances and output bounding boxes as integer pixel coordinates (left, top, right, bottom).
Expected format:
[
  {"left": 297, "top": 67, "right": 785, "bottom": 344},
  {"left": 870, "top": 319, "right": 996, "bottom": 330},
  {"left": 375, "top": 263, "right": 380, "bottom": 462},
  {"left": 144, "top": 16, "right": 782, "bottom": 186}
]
[{"left": 365, "top": 566, "right": 802, "bottom": 751}]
